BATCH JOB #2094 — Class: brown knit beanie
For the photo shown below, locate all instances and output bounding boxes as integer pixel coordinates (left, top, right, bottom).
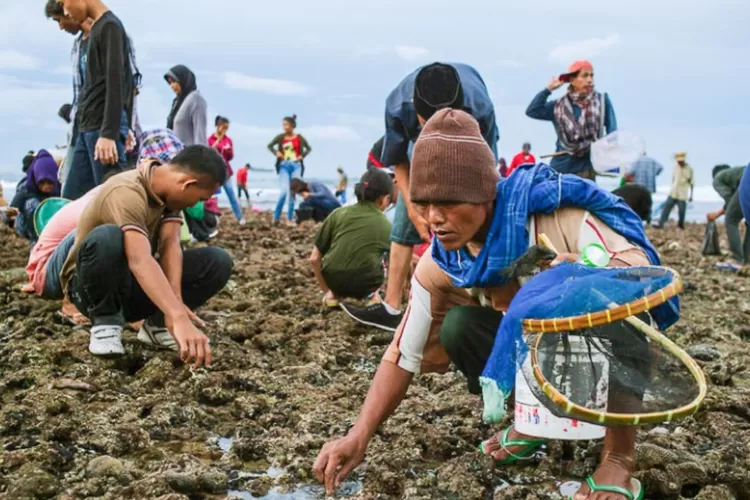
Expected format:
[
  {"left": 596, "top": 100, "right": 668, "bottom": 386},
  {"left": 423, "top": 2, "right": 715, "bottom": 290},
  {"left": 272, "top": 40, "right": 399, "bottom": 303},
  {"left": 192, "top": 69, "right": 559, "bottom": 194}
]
[{"left": 410, "top": 108, "right": 499, "bottom": 204}]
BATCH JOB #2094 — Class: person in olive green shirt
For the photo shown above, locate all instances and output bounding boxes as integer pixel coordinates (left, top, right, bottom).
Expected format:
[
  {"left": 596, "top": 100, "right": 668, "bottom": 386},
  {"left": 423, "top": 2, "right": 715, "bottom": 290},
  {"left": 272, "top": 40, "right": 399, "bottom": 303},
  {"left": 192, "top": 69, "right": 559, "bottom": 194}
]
[
  {"left": 310, "top": 169, "right": 393, "bottom": 307},
  {"left": 707, "top": 164, "right": 748, "bottom": 268}
]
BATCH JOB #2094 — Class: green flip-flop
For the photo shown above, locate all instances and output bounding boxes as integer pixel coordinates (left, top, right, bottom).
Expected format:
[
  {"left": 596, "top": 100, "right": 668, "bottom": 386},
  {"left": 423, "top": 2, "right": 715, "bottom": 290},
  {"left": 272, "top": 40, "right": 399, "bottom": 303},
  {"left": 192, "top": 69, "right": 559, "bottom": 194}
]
[
  {"left": 568, "top": 477, "right": 644, "bottom": 500},
  {"left": 478, "top": 426, "right": 546, "bottom": 465}
]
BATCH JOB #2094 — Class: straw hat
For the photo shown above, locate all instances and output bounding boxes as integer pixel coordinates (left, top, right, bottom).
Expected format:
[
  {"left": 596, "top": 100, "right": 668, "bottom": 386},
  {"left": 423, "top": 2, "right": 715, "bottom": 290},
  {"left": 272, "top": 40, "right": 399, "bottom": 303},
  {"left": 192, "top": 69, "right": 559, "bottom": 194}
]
[{"left": 674, "top": 152, "right": 687, "bottom": 161}]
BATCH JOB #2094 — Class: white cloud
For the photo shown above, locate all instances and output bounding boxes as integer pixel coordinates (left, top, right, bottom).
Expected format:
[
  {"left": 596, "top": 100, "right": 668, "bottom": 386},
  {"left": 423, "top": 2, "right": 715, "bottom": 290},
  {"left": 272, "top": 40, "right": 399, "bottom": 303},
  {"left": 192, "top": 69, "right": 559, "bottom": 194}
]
[
  {"left": 394, "top": 45, "right": 431, "bottom": 61},
  {"left": 222, "top": 72, "right": 311, "bottom": 96},
  {"left": 549, "top": 34, "right": 622, "bottom": 63},
  {"left": 0, "top": 50, "right": 40, "bottom": 70}
]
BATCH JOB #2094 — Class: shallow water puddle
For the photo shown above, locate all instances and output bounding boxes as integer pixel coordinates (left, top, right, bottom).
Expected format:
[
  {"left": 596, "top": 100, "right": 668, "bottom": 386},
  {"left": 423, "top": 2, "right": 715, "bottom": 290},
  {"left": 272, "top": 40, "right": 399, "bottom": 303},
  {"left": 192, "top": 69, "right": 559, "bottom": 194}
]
[{"left": 228, "top": 480, "right": 362, "bottom": 499}]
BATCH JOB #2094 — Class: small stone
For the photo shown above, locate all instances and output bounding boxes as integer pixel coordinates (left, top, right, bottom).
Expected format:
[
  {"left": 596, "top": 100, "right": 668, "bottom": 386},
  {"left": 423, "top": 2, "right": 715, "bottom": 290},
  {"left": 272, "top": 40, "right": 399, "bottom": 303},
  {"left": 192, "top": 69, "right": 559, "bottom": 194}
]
[
  {"left": 165, "top": 471, "right": 200, "bottom": 494},
  {"left": 7, "top": 468, "right": 60, "bottom": 499},
  {"left": 199, "top": 469, "right": 228, "bottom": 494},
  {"left": 86, "top": 455, "right": 125, "bottom": 479},
  {"left": 53, "top": 378, "right": 97, "bottom": 392},
  {"left": 695, "top": 484, "right": 737, "bottom": 500},
  {"left": 649, "top": 427, "right": 670, "bottom": 435},
  {"left": 687, "top": 344, "right": 721, "bottom": 362},
  {"left": 636, "top": 443, "right": 679, "bottom": 469},
  {"left": 198, "top": 387, "right": 235, "bottom": 407}
]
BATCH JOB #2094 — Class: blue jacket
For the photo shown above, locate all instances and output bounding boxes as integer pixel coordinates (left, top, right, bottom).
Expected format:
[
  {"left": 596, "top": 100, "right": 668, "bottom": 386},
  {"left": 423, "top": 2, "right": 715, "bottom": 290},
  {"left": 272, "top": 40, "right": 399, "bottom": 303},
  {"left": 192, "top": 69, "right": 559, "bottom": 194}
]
[
  {"left": 307, "top": 182, "right": 341, "bottom": 212},
  {"left": 381, "top": 63, "right": 499, "bottom": 167},
  {"left": 526, "top": 89, "right": 617, "bottom": 175}
]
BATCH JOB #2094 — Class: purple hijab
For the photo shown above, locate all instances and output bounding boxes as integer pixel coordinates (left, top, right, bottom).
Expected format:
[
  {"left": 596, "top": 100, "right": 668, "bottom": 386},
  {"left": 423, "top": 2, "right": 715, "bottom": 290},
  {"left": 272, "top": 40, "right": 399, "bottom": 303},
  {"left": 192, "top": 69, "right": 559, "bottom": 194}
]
[{"left": 26, "top": 150, "right": 60, "bottom": 196}]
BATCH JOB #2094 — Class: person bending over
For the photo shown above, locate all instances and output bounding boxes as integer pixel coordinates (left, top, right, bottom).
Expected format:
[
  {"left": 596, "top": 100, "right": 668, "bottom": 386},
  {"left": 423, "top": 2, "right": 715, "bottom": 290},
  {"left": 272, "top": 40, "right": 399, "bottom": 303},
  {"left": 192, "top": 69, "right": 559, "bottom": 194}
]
[
  {"left": 315, "top": 109, "right": 667, "bottom": 500},
  {"left": 11, "top": 150, "right": 60, "bottom": 243},
  {"left": 60, "top": 145, "right": 233, "bottom": 367},
  {"left": 342, "top": 62, "right": 499, "bottom": 332},
  {"left": 290, "top": 179, "right": 341, "bottom": 223},
  {"left": 707, "top": 164, "right": 748, "bottom": 269},
  {"left": 310, "top": 168, "right": 393, "bottom": 308}
]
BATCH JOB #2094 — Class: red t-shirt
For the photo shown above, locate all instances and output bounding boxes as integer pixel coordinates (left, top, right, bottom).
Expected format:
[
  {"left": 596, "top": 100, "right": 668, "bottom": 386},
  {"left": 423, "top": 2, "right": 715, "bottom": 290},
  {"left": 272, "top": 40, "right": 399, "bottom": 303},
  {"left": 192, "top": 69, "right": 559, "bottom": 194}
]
[
  {"left": 281, "top": 136, "right": 303, "bottom": 161},
  {"left": 507, "top": 152, "right": 536, "bottom": 176},
  {"left": 237, "top": 167, "right": 248, "bottom": 186}
]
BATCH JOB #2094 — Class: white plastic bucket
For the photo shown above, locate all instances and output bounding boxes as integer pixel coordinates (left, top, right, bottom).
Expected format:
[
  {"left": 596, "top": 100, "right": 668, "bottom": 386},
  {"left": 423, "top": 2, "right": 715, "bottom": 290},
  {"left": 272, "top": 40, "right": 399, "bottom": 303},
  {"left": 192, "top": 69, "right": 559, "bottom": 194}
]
[{"left": 515, "top": 335, "right": 608, "bottom": 440}]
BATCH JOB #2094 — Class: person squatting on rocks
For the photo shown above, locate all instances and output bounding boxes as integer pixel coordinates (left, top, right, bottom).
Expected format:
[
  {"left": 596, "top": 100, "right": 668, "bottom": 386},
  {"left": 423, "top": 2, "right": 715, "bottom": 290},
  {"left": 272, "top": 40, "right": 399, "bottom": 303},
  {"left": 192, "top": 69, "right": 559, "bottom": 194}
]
[
  {"left": 656, "top": 152, "right": 694, "bottom": 230},
  {"left": 59, "top": 145, "right": 233, "bottom": 366},
  {"left": 10, "top": 150, "right": 61, "bottom": 244},
  {"left": 315, "top": 109, "right": 664, "bottom": 500},
  {"left": 267, "top": 115, "right": 313, "bottom": 224},
  {"left": 341, "top": 62, "right": 499, "bottom": 332},
  {"left": 310, "top": 168, "right": 393, "bottom": 308},
  {"left": 289, "top": 178, "right": 341, "bottom": 223},
  {"left": 526, "top": 60, "right": 617, "bottom": 181},
  {"left": 209, "top": 115, "right": 246, "bottom": 225},
  {"left": 58, "top": 0, "right": 137, "bottom": 201},
  {"left": 707, "top": 164, "right": 749, "bottom": 269}
]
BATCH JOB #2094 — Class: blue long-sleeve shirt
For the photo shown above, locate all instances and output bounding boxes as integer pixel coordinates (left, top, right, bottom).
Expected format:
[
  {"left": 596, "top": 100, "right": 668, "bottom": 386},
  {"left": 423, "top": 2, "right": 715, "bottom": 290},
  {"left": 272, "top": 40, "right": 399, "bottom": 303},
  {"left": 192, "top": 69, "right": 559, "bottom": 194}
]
[
  {"left": 381, "top": 63, "right": 499, "bottom": 167},
  {"left": 307, "top": 182, "right": 341, "bottom": 211},
  {"left": 526, "top": 88, "right": 617, "bottom": 175}
]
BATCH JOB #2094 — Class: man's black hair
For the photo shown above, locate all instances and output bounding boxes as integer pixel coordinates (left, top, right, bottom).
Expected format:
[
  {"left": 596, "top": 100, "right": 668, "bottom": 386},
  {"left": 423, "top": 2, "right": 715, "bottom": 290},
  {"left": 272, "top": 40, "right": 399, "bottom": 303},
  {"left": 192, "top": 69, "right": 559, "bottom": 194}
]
[
  {"left": 58, "top": 103, "right": 73, "bottom": 124},
  {"left": 44, "top": 0, "right": 65, "bottom": 18},
  {"left": 171, "top": 145, "right": 227, "bottom": 186},
  {"left": 22, "top": 151, "right": 35, "bottom": 173},
  {"left": 284, "top": 114, "right": 298, "bottom": 128},
  {"left": 712, "top": 164, "right": 731, "bottom": 179},
  {"left": 290, "top": 178, "right": 308, "bottom": 194},
  {"left": 613, "top": 184, "right": 652, "bottom": 222},
  {"left": 523, "top": 142, "right": 532, "bottom": 149},
  {"left": 413, "top": 63, "right": 464, "bottom": 120},
  {"left": 215, "top": 115, "right": 229, "bottom": 127}
]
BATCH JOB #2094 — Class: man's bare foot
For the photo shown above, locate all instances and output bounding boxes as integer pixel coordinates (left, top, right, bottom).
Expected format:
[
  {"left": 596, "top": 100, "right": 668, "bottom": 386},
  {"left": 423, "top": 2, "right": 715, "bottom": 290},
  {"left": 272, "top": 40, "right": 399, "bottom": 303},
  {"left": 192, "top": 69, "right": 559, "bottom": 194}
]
[
  {"left": 480, "top": 426, "right": 544, "bottom": 462},
  {"left": 573, "top": 456, "right": 637, "bottom": 500}
]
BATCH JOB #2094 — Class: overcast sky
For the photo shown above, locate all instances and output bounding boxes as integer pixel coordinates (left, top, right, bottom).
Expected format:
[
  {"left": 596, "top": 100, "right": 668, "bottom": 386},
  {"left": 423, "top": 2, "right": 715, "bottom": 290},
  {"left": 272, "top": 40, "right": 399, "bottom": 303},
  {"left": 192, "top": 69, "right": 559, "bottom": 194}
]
[{"left": 0, "top": 0, "right": 748, "bottom": 188}]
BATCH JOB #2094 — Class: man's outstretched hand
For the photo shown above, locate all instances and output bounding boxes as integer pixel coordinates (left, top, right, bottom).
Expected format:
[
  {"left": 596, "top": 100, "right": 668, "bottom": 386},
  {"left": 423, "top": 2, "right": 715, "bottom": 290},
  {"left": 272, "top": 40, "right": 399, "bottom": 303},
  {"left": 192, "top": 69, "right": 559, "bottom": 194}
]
[
  {"left": 313, "top": 434, "right": 367, "bottom": 496},
  {"left": 168, "top": 315, "right": 212, "bottom": 368}
]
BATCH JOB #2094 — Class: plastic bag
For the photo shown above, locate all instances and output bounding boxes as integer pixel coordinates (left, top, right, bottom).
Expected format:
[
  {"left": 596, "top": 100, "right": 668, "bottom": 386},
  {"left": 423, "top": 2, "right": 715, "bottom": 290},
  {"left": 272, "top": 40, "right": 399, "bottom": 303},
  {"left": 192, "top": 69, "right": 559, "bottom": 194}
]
[
  {"left": 591, "top": 131, "right": 646, "bottom": 175},
  {"left": 701, "top": 220, "right": 721, "bottom": 256}
]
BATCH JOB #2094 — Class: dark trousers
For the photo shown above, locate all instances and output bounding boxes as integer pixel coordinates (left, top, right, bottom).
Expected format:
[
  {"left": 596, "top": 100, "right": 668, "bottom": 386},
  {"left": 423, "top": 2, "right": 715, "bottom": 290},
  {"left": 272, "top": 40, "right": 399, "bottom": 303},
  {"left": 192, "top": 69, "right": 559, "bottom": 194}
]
[
  {"left": 298, "top": 199, "right": 338, "bottom": 223},
  {"left": 62, "top": 111, "right": 129, "bottom": 200},
  {"left": 439, "top": 306, "right": 503, "bottom": 395},
  {"left": 68, "top": 225, "right": 233, "bottom": 327},
  {"left": 237, "top": 185, "right": 250, "bottom": 202},
  {"left": 725, "top": 192, "right": 750, "bottom": 264},
  {"left": 658, "top": 196, "right": 687, "bottom": 229},
  {"left": 185, "top": 212, "right": 219, "bottom": 242}
]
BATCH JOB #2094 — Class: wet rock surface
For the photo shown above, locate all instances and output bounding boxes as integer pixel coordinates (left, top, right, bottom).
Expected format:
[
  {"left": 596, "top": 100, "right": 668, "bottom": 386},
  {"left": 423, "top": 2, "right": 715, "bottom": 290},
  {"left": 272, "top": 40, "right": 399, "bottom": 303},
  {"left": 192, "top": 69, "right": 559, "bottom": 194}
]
[{"left": 0, "top": 219, "right": 749, "bottom": 499}]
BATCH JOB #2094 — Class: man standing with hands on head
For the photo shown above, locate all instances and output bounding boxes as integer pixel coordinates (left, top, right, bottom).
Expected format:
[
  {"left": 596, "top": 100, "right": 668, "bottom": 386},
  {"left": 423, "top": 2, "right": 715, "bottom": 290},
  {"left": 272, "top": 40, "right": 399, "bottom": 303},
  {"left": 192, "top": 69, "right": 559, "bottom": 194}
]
[
  {"left": 340, "top": 62, "right": 499, "bottom": 331},
  {"left": 59, "top": 0, "right": 134, "bottom": 200}
]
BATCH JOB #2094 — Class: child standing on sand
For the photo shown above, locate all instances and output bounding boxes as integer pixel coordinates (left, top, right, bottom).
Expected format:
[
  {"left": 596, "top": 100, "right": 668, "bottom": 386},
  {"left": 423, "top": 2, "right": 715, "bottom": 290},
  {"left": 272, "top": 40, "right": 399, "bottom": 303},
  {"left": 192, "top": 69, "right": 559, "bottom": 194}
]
[
  {"left": 309, "top": 168, "right": 393, "bottom": 307},
  {"left": 267, "top": 115, "right": 312, "bottom": 224}
]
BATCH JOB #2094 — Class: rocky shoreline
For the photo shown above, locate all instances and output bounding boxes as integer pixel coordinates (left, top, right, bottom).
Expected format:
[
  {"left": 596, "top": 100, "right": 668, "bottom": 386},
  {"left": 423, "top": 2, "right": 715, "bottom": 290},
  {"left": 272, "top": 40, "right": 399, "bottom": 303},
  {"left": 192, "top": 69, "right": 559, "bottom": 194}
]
[{"left": 0, "top": 215, "right": 748, "bottom": 499}]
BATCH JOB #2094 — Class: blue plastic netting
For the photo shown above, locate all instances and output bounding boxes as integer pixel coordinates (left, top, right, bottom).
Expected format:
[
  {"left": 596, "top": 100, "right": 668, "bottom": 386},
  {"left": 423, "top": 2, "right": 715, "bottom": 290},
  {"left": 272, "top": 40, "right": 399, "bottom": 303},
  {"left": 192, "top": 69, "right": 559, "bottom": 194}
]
[{"left": 479, "top": 263, "right": 680, "bottom": 423}]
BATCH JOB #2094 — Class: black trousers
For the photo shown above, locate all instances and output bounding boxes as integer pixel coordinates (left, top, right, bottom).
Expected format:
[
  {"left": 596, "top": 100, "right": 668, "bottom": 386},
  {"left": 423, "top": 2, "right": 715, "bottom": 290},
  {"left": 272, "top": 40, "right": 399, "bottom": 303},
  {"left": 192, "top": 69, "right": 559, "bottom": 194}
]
[{"left": 68, "top": 225, "right": 233, "bottom": 327}]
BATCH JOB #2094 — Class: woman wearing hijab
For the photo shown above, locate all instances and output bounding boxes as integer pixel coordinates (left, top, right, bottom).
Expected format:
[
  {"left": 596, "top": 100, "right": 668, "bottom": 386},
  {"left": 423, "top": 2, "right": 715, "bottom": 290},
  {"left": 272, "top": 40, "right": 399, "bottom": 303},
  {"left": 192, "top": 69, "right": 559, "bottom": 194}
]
[
  {"left": 165, "top": 65, "right": 208, "bottom": 146},
  {"left": 526, "top": 60, "right": 617, "bottom": 180},
  {"left": 11, "top": 149, "right": 61, "bottom": 243},
  {"left": 209, "top": 115, "right": 245, "bottom": 224}
]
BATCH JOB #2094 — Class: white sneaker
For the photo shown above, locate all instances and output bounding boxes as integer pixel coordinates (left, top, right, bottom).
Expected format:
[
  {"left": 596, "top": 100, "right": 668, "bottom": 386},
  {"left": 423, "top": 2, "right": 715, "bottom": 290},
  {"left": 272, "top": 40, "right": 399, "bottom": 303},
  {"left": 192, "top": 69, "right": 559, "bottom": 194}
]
[
  {"left": 239, "top": 218, "right": 247, "bottom": 226},
  {"left": 137, "top": 321, "right": 178, "bottom": 351},
  {"left": 89, "top": 326, "right": 125, "bottom": 356}
]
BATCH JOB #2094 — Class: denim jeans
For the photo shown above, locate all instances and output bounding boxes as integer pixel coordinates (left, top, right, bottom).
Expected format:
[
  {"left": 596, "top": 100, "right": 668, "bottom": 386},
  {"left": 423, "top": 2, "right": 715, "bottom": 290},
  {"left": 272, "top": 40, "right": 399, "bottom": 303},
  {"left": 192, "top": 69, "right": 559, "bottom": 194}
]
[
  {"left": 725, "top": 192, "right": 750, "bottom": 264},
  {"left": 62, "top": 112, "right": 128, "bottom": 201},
  {"left": 68, "top": 225, "right": 233, "bottom": 326},
  {"left": 274, "top": 161, "right": 302, "bottom": 221},
  {"left": 15, "top": 197, "right": 42, "bottom": 243},
  {"left": 298, "top": 198, "right": 339, "bottom": 222},
  {"left": 658, "top": 196, "right": 687, "bottom": 229},
  {"left": 222, "top": 177, "right": 243, "bottom": 220}
]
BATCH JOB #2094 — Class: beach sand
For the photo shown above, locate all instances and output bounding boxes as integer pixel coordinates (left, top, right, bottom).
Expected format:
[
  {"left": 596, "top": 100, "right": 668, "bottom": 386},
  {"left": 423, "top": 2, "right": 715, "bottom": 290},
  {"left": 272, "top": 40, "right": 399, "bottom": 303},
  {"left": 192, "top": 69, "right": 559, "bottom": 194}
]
[{"left": 0, "top": 215, "right": 748, "bottom": 499}]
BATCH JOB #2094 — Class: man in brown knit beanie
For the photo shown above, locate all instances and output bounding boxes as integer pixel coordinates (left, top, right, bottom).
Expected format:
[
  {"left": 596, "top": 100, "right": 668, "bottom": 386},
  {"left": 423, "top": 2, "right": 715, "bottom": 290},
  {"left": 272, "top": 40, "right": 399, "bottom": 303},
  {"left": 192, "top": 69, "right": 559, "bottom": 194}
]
[
  {"left": 317, "top": 109, "right": 657, "bottom": 500},
  {"left": 341, "top": 62, "right": 499, "bottom": 332}
]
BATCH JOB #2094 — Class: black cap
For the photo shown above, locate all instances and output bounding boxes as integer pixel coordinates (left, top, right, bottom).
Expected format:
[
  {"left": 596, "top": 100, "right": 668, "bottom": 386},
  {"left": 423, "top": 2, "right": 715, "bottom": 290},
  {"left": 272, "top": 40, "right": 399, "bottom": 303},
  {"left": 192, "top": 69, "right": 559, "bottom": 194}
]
[{"left": 413, "top": 63, "right": 464, "bottom": 120}]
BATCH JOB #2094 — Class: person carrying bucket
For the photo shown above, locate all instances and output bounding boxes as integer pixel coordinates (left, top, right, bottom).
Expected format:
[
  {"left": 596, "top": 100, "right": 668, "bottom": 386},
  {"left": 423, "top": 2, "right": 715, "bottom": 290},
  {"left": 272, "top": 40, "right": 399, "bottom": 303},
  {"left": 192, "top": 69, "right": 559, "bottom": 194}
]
[
  {"left": 526, "top": 60, "right": 617, "bottom": 181},
  {"left": 314, "top": 109, "right": 664, "bottom": 500}
]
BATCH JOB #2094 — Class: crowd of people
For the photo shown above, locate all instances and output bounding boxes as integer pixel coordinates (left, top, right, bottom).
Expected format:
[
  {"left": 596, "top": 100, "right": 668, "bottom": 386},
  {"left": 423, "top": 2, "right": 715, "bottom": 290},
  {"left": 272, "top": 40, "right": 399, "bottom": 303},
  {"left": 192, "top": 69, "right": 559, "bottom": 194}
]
[{"left": 2, "top": 1, "right": 750, "bottom": 500}]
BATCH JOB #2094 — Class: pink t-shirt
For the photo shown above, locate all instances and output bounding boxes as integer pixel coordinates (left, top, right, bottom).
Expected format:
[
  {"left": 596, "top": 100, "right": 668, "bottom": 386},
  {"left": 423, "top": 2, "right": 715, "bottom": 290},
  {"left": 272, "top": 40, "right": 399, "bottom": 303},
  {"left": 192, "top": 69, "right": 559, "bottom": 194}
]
[{"left": 26, "top": 188, "right": 100, "bottom": 295}]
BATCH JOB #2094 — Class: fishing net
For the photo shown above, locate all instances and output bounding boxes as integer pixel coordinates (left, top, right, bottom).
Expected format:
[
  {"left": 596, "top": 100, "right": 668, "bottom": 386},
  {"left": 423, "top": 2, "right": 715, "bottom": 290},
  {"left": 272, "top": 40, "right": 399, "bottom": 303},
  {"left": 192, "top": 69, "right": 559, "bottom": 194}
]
[
  {"left": 591, "top": 131, "right": 645, "bottom": 175},
  {"left": 480, "top": 263, "right": 707, "bottom": 427}
]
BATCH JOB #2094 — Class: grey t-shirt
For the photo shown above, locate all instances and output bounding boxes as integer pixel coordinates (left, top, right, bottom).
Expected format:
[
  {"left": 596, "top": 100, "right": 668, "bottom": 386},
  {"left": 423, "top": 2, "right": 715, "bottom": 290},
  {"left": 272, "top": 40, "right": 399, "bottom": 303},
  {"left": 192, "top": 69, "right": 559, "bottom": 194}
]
[{"left": 172, "top": 90, "right": 207, "bottom": 146}]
